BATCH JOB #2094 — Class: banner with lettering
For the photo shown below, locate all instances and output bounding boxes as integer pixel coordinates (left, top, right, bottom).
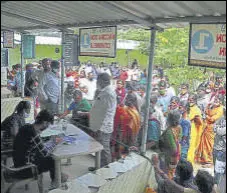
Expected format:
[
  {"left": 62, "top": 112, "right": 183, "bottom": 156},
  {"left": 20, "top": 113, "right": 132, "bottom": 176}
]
[
  {"left": 3, "top": 31, "right": 14, "bottom": 48},
  {"left": 189, "top": 23, "right": 226, "bottom": 69},
  {"left": 79, "top": 26, "right": 117, "bottom": 58}
]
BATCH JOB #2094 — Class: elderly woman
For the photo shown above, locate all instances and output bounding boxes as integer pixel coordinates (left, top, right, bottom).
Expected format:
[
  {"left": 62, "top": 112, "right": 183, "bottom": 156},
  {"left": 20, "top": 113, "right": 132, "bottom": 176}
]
[
  {"left": 159, "top": 110, "right": 182, "bottom": 179},
  {"left": 112, "top": 93, "right": 141, "bottom": 160},
  {"left": 58, "top": 90, "right": 91, "bottom": 128}
]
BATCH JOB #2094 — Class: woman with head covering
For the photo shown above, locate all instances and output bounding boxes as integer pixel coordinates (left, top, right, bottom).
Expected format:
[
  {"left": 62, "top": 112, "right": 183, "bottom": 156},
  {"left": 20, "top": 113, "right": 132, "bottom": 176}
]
[
  {"left": 112, "top": 93, "right": 141, "bottom": 161},
  {"left": 195, "top": 94, "right": 224, "bottom": 167},
  {"left": 186, "top": 94, "right": 203, "bottom": 166}
]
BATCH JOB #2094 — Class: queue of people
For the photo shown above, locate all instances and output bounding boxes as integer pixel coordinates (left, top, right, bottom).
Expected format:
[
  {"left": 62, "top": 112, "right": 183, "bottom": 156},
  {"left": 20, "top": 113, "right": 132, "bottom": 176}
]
[{"left": 3, "top": 58, "right": 226, "bottom": 192}]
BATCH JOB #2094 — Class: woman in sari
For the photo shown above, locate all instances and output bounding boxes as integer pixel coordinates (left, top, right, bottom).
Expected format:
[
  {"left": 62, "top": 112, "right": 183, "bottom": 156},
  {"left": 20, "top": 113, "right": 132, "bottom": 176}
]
[
  {"left": 195, "top": 94, "right": 224, "bottom": 167},
  {"left": 159, "top": 110, "right": 182, "bottom": 179},
  {"left": 186, "top": 94, "right": 204, "bottom": 166},
  {"left": 115, "top": 79, "right": 126, "bottom": 105},
  {"left": 111, "top": 93, "right": 141, "bottom": 161}
]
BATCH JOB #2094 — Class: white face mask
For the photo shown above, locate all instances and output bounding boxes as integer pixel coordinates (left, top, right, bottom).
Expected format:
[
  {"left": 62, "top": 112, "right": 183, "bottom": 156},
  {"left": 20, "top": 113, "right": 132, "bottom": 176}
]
[
  {"left": 24, "top": 112, "right": 30, "bottom": 118},
  {"left": 52, "top": 68, "right": 59, "bottom": 73}
]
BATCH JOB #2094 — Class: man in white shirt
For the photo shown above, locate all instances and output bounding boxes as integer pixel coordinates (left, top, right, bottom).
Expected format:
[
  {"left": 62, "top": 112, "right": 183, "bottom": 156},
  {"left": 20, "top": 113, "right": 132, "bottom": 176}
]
[
  {"left": 89, "top": 73, "right": 117, "bottom": 170},
  {"left": 79, "top": 72, "right": 97, "bottom": 101}
]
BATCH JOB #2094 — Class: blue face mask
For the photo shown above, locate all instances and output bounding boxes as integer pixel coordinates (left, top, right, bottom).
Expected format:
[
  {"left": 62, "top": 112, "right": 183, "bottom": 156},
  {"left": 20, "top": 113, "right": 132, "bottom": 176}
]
[{"left": 27, "top": 69, "right": 33, "bottom": 73}]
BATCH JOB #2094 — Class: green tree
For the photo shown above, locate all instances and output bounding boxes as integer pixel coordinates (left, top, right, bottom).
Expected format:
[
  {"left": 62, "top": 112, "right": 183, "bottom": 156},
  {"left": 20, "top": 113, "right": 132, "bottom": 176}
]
[{"left": 118, "top": 27, "right": 225, "bottom": 92}]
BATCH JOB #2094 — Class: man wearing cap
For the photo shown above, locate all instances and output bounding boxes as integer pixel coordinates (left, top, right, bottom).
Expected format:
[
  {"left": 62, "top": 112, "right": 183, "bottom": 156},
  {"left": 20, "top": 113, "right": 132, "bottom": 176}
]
[{"left": 89, "top": 73, "right": 117, "bottom": 170}]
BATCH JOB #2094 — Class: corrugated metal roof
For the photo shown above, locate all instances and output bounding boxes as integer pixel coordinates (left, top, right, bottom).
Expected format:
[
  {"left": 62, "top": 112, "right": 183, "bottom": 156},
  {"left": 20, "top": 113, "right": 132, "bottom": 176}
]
[{"left": 1, "top": 1, "right": 226, "bottom": 32}]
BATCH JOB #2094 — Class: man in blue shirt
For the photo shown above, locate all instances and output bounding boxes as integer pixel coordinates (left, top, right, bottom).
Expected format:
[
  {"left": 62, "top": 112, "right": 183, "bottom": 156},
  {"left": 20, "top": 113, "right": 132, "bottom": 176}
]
[
  {"left": 42, "top": 60, "right": 60, "bottom": 114},
  {"left": 157, "top": 80, "right": 172, "bottom": 117}
]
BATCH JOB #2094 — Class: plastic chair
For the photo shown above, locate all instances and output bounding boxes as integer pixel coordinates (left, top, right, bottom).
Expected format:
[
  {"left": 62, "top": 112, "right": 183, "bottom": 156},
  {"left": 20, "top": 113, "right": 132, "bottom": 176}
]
[{"left": 1, "top": 161, "right": 43, "bottom": 193}]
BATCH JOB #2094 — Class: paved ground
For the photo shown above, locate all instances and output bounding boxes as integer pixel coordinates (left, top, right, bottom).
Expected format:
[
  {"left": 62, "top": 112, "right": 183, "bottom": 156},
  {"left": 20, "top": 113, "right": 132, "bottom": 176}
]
[
  {"left": 2, "top": 154, "right": 214, "bottom": 193},
  {"left": 2, "top": 154, "right": 95, "bottom": 193}
]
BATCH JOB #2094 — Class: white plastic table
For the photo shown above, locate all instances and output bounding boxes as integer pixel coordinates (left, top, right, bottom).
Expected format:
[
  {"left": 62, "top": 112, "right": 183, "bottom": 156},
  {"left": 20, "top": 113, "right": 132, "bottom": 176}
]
[{"left": 49, "top": 123, "right": 103, "bottom": 188}]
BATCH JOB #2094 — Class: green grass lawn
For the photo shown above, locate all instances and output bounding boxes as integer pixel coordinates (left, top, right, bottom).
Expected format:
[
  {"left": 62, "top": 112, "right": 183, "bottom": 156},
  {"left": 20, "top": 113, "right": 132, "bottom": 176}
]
[{"left": 9, "top": 45, "right": 149, "bottom": 68}]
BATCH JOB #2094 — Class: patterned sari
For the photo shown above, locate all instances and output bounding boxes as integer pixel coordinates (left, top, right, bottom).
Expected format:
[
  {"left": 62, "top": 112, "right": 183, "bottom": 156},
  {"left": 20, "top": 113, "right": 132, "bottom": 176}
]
[
  {"left": 160, "top": 125, "right": 182, "bottom": 179},
  {"left": 195, "top": 105, "right": 224, "bottom": 164},
  {"left": 112, "top": 105, "right": 141, "bottom": 160}
]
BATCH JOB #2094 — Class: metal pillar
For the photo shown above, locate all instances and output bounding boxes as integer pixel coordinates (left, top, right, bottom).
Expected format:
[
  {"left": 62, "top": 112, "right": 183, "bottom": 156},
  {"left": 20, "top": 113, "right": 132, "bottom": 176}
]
[
  {"left": 60, "top": 31, "right": 65, "bottom": 113},
  {"left": 140, "top": 28, "right": 157, "bottom": 155},
  {"left": 20, "top": 33, "right": 24, "bottom": 98}
]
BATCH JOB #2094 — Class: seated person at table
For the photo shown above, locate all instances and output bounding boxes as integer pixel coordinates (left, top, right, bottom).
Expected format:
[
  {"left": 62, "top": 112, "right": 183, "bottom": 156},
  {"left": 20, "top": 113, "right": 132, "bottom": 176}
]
[
  {"left": 1, "top": 101, "right": 31, "bottom": 149},
  {"left": 13, "top": 110, "right": 68, "bottom": 187},
  {"left": 58, "top": 90, "right": 91, "bottom": 129}
]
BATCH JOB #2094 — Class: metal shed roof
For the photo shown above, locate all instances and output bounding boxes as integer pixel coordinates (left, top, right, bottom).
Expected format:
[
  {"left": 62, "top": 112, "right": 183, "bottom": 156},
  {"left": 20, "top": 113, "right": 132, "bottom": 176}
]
[{"left": 1, "top": 1, "right": 226, "bottom": 32}]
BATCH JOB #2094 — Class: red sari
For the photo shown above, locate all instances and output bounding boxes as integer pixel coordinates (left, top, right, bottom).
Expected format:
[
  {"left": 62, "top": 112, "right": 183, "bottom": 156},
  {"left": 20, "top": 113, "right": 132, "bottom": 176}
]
[{"left": 111, "top": 105, "right": 141, "bottom": 160}]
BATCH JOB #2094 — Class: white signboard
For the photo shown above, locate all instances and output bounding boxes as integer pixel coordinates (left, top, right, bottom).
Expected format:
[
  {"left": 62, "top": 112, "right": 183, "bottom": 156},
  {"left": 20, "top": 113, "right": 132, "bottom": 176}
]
[
  {"left": 79, "top": 26, "right": 117, "bottom": 58},
  {"left": 189, "top": 23, "right": 226, "bottom": 69},
  {"left": 3, "top": 31, "right": 14, "bottom": 48},
  {"left": 1, "top": 67, "right": 7, "bottom": 86}
]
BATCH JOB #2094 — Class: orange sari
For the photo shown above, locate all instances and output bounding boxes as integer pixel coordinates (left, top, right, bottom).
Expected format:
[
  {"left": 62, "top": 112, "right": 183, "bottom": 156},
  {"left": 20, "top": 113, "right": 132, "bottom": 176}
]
[
  {"left": 195, "top": 105, "right": 224, "bottom": 164},
  {"left": 112, "top": 105, "right": 141, "bottom": 160}
]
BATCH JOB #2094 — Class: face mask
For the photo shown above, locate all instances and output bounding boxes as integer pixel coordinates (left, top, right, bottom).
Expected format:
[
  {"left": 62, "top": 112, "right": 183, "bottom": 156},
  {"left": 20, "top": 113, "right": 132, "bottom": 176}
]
[
  {"left": 24, "top": 112, "right": 30, "bottom": 118},
  {"left": 27, "top": 69, "right": 33, "bottom": 73},
  {"left": 206, "top": 89, "right": 211, "bottom": 93},
  {"left": 159, "top": 90, "right": 165, "bottom": 95},
  {"left": 52, "top": 68, "right": 59, "bottom": 73},
  {"left": 181, "top": 89, "right": 187, "bottom": 94},
  {"left": 189, "top": 103, "right": 195, "bottom": 107}
]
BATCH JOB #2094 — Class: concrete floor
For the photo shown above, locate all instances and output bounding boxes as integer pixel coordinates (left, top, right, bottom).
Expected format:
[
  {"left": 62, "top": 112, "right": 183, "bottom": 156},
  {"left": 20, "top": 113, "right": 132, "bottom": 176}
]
[
  {"left": 2, "top": 154, "right": 95, "bottom": 193},
  {"left": 2, "top": 155, "right": 214, "bottom": 193}
]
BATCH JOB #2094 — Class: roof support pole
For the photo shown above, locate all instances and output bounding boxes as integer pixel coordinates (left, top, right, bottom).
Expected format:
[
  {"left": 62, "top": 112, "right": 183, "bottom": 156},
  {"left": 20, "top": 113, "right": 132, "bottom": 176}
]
[
  {"left": 140, "top": 27, "right": 157, "bottom": 155},
  {"left": 60, "top": 31, "right": 65, "bottom": 113},
  {"left": 20, "top": 33, "right": 25, "bottom": 98}
]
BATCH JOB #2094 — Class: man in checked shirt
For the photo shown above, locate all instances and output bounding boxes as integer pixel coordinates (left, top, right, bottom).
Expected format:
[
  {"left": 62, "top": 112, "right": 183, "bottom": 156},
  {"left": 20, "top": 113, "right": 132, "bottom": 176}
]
[{"left": 13, "top": 109, "right": 68, "bottom": 186}]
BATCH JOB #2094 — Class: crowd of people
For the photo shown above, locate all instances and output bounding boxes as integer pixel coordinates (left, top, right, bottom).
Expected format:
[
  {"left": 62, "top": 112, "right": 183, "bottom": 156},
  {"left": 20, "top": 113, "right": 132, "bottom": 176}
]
[{"left": 3, "top": 58, "right": 226, "bottom": 192}]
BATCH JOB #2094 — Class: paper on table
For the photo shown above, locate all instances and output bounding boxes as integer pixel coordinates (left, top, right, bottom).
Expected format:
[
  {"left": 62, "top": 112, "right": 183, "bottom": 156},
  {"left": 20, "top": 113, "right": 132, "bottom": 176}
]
[
  {"left": 67, "top": 180, "right": 91, "bottom": 193},
  {"left": 95, "top": 168, "right": 118, "bottom": 180},
  {"left": 40, "top": 128, "right": 64, "bottom": 138},
  {"left": 108, "top": 162, "right": 128, "bottom": 173}
]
